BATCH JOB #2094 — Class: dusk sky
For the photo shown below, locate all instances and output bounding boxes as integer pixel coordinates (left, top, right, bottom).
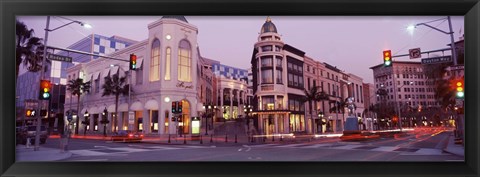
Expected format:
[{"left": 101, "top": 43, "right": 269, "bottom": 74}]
[{"left": 17, "top": 16, "right": 464, "bottom": 83}]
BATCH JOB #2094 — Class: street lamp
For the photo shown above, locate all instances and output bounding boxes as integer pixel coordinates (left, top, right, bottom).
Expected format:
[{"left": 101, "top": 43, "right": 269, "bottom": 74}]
[
  {"left": 407, "top": 16, "right": 458, "bottom": 66},
  {"left": 83, "top": 109, "right": 90, "bottom": 133},
  {"left": 244, "top": 104, "right": 253, "bottom": 132},
  {"left": 202, "top": 104, "right": 214, "bottom": 135},
  {"left": 395, "top": 81, "right": 414, "bottom": 131},
  {"left": 318, "top": 112, "right": 324, "bottom": 133},
  {"left": 34, "top": 16, "right": 91, "bottom": 151}
]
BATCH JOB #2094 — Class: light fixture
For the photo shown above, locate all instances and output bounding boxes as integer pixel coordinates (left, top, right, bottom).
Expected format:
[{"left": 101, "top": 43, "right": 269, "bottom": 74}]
[
  {"left": 164, "top": 97, "right": 171, "bottom": 103},
  {"left": 81, "top": 23, "right": 92, "bottom": 29},
  {"left": 165, "top": 34, "right": 172, "bottom": 40}
]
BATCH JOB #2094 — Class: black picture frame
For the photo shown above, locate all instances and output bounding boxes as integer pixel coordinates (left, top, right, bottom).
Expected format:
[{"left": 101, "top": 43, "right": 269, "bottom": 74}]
[{"left": 1, "top": 0, "right": 479, "bottom": 176}]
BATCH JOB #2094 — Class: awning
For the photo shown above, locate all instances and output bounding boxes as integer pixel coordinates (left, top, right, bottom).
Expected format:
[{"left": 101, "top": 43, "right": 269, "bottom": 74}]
[
  {"left": 118, "top": 103, "right": 129, "bottom": 112},
  {"left": 81, "top": 107, "right": 88, "bottom": 115},
  {"left": 130, "top": 101, "right": 143, "bottom": 111},
  {"left": 144, "top": 99, "right": 159, "bottom": 110},
  {"left": 107, "top": 104, "right": 116, "bottom": 112},
  {"left": 102, "top": 68, "right": 111, "bottom": 78},
  {"left": 111, "top": 66, "right": 120, "bottom": 76},
  {"left": 137, "top": 58, "right": 144, "bottom": 68},
  {"left": 88, "top": 107, "right": 100, "bottom": 114}
]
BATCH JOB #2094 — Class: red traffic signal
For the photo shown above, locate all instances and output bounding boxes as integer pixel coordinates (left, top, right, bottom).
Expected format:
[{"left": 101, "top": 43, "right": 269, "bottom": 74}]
[
  {"left": 26, "top": 109, "right": 36, "bottom": 117},
  {"left": 172, "top": 101, "right": 177, "bottom": 113},
  {"left": 39, "top": 80, "right": 51, "bottom": 100},
  {"left": 383, "top": 50, "right": 392, "bottom": 67},
  {"left": 130, "top": 54, "right": 137, "bottom": 70}
]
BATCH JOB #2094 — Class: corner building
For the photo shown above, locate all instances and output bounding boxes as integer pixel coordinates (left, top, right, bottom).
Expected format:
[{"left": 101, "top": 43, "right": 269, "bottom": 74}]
[
  {"left": 66, "top": 16, "right": 201, "bottom": 135},
  {"left": 251, "top": 17, "right": 306, "bottom": 135}
]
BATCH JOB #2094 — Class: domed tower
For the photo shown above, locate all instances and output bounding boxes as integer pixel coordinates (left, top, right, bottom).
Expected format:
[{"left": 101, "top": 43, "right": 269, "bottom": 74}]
[{"left": 252, "top": 17, "right": 289, "bottom": 135}]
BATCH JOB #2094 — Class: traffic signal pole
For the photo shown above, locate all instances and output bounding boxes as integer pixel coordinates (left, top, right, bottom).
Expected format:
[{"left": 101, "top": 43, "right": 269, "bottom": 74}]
[{"left": 34, "top": 16, "right": 51, "bottom": 151}]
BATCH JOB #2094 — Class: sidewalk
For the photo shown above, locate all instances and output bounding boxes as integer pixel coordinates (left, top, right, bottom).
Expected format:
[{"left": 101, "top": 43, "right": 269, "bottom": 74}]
[
  {"left": 16, "top": 145, "right": 72, "bottom": 161},
  {"left": 443, "top": 134, "right": 464, "bottom": 157}
]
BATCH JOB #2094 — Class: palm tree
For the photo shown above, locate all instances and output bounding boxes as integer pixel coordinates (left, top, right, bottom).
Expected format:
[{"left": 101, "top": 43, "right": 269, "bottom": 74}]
[
  {"left": 16, "top": 20, "right": 45, "bottom": 79},
  {"left": 102, "top": 73, "right": 130, "bottom": 133},
  {"left": 330, "top": 99, "right": 347, "bottom": 130},
  {"left": 304, "top": 86, "right": 321, "bottom": 134},
  {"left": 66, "top": 78, "right": 91, "bottom": 135}
]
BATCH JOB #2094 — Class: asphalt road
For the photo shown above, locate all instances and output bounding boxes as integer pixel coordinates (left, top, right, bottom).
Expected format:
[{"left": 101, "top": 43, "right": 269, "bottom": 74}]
[{"left": 40, "top": 128, "right": 463, "bottom": 162}]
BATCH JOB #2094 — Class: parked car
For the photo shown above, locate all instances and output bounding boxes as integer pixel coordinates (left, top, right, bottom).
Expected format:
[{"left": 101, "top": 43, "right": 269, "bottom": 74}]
[
  {"left": 17, "top": 125, "right": 48, "bottom": 145},
  {"left": 111, "top": 130, "right": 144, "bottom": 142}
]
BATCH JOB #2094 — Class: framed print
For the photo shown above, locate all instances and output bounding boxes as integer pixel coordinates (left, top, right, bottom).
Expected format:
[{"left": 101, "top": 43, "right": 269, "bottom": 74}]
[{"left": 1, "top": 0, "right": 479, "bottom": 176}]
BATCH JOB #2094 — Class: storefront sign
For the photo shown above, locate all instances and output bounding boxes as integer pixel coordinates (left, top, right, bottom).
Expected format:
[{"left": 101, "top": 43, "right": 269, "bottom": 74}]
[
  {"left": 176, "top": 82, "right": 193, "bottom": 89},
  {"left": 191, "top": 116, "right": 200, "bottom": 134}
]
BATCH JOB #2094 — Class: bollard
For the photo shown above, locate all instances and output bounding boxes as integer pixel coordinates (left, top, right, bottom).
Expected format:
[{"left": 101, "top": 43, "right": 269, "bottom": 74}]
[
  {"left": 280, "top": 136, "right": 283, "bottom": 141},
  {"left": 200, "top": 135, "right": 203, "bottom": 144},
  {"left": 26, "top": 137, "right": 31, "bottom": 148},
  {"left": 251, "top": 135, "right": 255, "bottom": 143},
  {"left": 263, "top": 137, "right": 266, "bottom": 143},
  {"left": 168, "top": 134, "right": 171, "bottom": 144},
  {"left": 225, "top": 134, "right": 228, "bottom": 143},
  {"left": 235, "top": 134, "right": 237, "bottom": 143},
  {"left": 272, "top": 135, "right": 275, "bottom": 142},
  {"left": 210, "top": 134, "right": 213, "bottom": 143},
  {"left": 184, "top": 135, "right": 187, "bottom": 144}
]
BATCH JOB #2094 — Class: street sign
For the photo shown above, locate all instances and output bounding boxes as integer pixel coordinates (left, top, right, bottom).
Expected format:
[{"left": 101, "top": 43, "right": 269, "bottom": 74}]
[
  {"left": 421, "top": 56, "right": 452, "bottom": 65},
  {"left": 448, "top": 65, "right": 464, "bottom": 71},
  {"left": 409, "top": 48, "right": 421, "bottom": 59},
  {"left": 48, "top": 53, "right": 73, "bottom": 63}
]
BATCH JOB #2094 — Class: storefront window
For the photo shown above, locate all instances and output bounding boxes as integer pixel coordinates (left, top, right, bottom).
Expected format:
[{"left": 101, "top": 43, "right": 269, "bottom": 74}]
[
  {"left": 178, "top": 40, "right": 192, "bottom": 82},
  {"left": 151, "top": 110, "right": 158, "bottom": 132},
  {"left": 262, "top": 96, "right": 275, "bottom": 110},
  {"left": 150, "top": 39, "right": 161, "bottom": 82}
]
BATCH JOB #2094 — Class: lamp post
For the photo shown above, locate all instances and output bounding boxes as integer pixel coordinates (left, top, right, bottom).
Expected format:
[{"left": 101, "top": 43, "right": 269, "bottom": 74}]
[
  {"left": 35, "top": 16, "right": 91, "bottom": 151},
  {"left": 407, "top": 16, "right": 458, "bottom": 66},
  {"left": 202, "top": 104, "right": 214, "bottom": 135},
  {"left": 244, "top": 104, "right": 252, "bottom": 133},
  {"left": 83, "top": 110, "right": 90, "bottom": 135},
  {"left": 394, "top": 81, "right": 413, "bottom": 131},
  {"left": 318, "top": 112, "right": 324, "bottom": 133}
]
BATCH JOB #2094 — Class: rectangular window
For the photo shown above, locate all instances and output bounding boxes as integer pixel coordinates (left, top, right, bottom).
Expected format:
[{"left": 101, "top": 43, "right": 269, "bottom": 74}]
[
  {"left": 262, "top": 69, "right": 273, "bottom": 84},
  {"left": 262, "top": 96, "right": 275, "bottom": 110},
  {"left": 165, "top": 47, "right": 171, "bottom": 80},
  {"left": 178, "top": 48, "right": 191, "bottom": 82},
  {"left": 262, "top": 45, "right": 272, "bottom": 52},
  {"left": 276, "top": 57, "right": 282, "bottom": 67},
  {"left": 276, "top": 69, "right": 282, "bottom": 84},
  {"left": 261, "top": 56, "right": 273, "bottom": 67}
]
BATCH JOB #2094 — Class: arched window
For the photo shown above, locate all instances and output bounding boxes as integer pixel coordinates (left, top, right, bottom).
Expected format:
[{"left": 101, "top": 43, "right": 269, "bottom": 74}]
[
  {"left": 178, "top": 40, "right": 191, "bottom": 82},
  {"left": 165, "top": 47, "right": 171, "bottom": 80},
  {"left": 150, "top": 39, "right": 161, "bottom": 82}
]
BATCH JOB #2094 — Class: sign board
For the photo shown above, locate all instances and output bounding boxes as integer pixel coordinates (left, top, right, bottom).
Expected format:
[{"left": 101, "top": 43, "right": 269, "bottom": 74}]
[
  {"left": 421, "top": 56, "right": 452, "bottom": 65},
  {"left": 128, "top": 111, "right": 135, "bottom": 124},
  {"left": 191, "top": 117, "right": 200, "bottom": 134},
  {"left": 448, "top": 65, "right": 464, "bottom": 71},
  {"left": 409, "top": 48, "right": 421, "bottom": 59},
  {"left": 48, "top": 53, "right": 73, "bottom": 62}
]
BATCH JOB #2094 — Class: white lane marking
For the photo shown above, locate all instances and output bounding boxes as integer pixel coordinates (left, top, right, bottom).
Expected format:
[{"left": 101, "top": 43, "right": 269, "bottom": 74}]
[
  {"left": 108, "top": 147, "right": 151, "bottom": 152},
  {"left": 70, "top": 150, "right": 109, "bottom": 156},
  {"left": 335, "top": 144, "right": 364, "bottom": 150},
  {"left": 94, "top": 145, "right": 110, "bottom": 148},
  {"left": 72, "top": 159, "right": 108, "bottom": 161},
  {"left": 298, "top": 144, "right": 333, "bottom": 148},
  {"left": 238, "top": 149, "right": 243, "bottom": 151},
  {"left": 371, "top": 146, "right": 398, "bottom": 152}
]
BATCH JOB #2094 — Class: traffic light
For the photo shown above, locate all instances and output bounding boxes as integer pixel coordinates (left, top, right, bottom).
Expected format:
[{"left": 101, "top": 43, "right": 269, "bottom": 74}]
[
  {"left": 130, "top": 54, "right": 137, "bottom": 70},
  {"left": 39, "top": 80, "right": 51, "bottom": 100},
  {"left": 177, "top": 101, "right": 183, "bottom": 113},
  {"left": 383, "top": 50, "right": 392, "bottom": 67},
  {"left": 26, "top": 109, "right": 36, "bottom": 117},
  {"left": 455, "top": 79, "right": 464, "bottom": 98},
  {"left": 172, "top": 101, "right": 177, "bottom": 113}
]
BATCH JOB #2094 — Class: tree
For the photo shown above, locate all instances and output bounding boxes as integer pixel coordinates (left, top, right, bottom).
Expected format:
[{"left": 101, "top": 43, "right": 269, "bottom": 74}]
[
  {"left": 102, "top": 73, "right": 130, "bottom": 133},
  {"left": 423, "top": 62, "right": 456, "bottom": 110},
  {"left": 66, "top": 78, "right": 91, "bottom": 135},
  {"left": 304, "top": 86, "right": 321, "bottom": 134},
  {"left": 316, "top": 91, "right": 329, "bottom": 132},
  {"left": 329, "top": 99, "right": 347, "bottom": 131},
  {"left": 16, "top": 20, "right": 45, "bottom": 79}
]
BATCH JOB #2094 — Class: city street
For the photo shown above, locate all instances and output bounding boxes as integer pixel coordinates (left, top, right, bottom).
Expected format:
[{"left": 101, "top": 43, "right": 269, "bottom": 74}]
[{"left": 20, "top": 127, "right": 463, "bottom": 162}]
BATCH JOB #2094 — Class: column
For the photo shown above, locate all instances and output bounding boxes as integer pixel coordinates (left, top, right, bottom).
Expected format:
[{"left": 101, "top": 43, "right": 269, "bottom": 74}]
[
  {"left": 229, "top": 89, "right": 233, "bottom": 119},
  {"left": 220, "top": 89, "right": 224, "bottom": 118},
  {"left": 142, "top": 109, "right": 150, "bottom": 134},
  {"left": 89, "top": 114, "right": 94, "bottom": 133},
  {"left": 159, "top": 110, "right": 165, "bottom": 135},
  {"left": 274, "top": 114, "right": 278, "bottom": 134}
]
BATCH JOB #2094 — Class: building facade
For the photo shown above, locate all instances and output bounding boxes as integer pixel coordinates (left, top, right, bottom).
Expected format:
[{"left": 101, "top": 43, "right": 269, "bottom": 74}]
[{"left": 66, "top": 16, "right": 203, "bottom": 135}]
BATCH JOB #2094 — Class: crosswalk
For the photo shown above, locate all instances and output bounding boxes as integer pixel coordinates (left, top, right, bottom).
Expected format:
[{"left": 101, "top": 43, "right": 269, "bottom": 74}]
[
  {"left": 70, "top": 144, "right": 212, "bottom": 157},
  {"left": 247, "top": 142, "right": 448, "bottom": 156}
]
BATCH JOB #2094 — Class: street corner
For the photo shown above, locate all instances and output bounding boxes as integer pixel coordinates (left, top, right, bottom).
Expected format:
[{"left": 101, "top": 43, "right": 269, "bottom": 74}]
[{"left": 16, "top": 146, "right": 73, "bottom": 161}]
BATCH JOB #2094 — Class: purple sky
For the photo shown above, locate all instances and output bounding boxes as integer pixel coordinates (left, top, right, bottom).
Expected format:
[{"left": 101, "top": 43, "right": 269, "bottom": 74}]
[{"left": 17, "top": 16, "right": 464, "bottom": 83}]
